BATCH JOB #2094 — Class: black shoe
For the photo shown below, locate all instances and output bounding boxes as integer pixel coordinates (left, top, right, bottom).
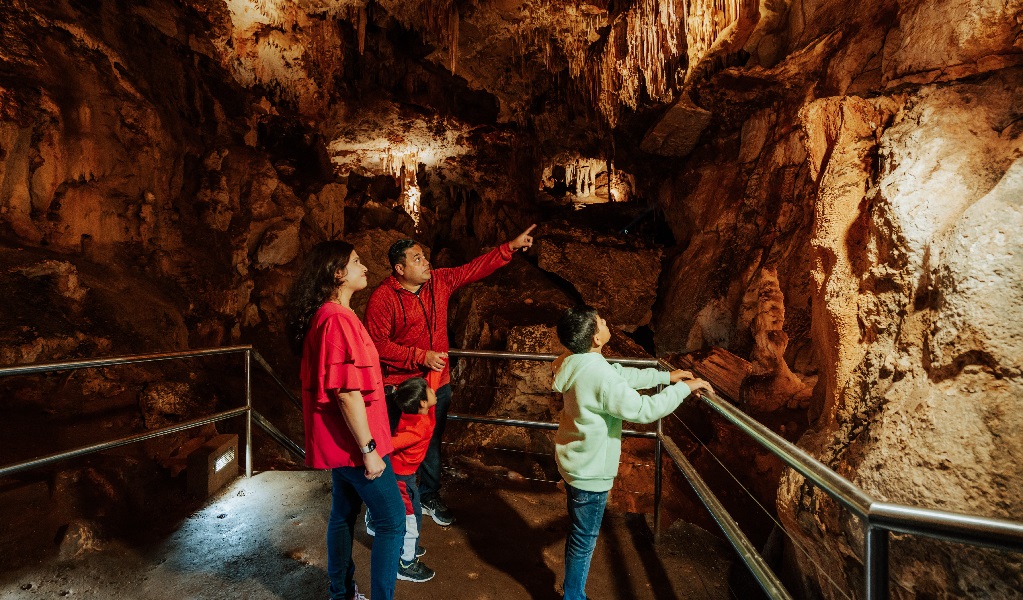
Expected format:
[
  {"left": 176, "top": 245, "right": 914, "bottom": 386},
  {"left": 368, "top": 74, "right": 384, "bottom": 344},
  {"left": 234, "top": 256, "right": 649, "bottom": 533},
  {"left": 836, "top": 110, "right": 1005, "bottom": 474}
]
[
  {"left": 416, "top": 544, "right": 426, "bottom": 558},
  {"left": 397, "top": 557, "right": 435, "bottom": 582},
  {"left": 421, "top": 498, "right": 454, "bottom": 526}
]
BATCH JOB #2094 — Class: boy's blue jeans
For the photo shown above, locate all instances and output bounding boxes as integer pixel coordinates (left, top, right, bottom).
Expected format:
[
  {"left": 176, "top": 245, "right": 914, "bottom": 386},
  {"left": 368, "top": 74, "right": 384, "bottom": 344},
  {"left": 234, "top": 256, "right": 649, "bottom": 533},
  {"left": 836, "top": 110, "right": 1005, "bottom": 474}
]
[
  {"left": 563, "top": 483, "right": 608, "bottom": 600},
  {"left": 328, "top": 457, "right": 405, "bottom": 600}
]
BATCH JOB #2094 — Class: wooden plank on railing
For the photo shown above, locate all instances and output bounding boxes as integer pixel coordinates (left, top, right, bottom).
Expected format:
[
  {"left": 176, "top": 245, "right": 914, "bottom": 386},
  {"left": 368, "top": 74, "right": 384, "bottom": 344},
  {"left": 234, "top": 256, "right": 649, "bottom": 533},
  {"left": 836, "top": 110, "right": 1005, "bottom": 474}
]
[{"left": 664, "top": 347, "right": 751, "bottom": 403}]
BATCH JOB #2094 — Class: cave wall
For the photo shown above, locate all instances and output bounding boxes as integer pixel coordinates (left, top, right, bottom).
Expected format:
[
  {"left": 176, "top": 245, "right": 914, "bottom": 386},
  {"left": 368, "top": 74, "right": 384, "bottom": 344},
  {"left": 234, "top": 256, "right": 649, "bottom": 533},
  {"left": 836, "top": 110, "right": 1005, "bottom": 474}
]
[
  {"left": 0, "top": 0, "right": 529, "bottom": 364},
  {"left": 784, "top": 71, "right": 1023, "bottom": 600},
  {"left": 647, "top": 0, "right": 1023, "bottom": 596},
  {"left": 0, "top": 0, "right": 306, "bottom": 355},
  {"left": 1, "top": 0, "right": 1022, "bottom": 595}
]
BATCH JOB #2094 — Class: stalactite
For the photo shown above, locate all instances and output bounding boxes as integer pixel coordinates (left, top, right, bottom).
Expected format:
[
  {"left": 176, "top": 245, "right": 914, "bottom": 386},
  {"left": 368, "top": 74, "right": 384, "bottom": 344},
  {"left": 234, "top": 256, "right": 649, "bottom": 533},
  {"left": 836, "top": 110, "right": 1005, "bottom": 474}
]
[
  {"left": 449, "top": 6, "right": 459, "bottom": 74},
  {"left": 565, "top": 0, "right": 687, "bottom": 128},
  {"left": 357, "top": 4, "right": 366, "bottom": 55},
  {"left": 606, "top": 158, "right": 613, "bottom": 200},
  {"left": 384, "top": 145, "right": 421, "bottom": 181},
  {"left": 684, "top": 0, "right": 748, "bottom": 79},
  {"left": 248, "top": 0, "right": 301, "bottom": 28}
]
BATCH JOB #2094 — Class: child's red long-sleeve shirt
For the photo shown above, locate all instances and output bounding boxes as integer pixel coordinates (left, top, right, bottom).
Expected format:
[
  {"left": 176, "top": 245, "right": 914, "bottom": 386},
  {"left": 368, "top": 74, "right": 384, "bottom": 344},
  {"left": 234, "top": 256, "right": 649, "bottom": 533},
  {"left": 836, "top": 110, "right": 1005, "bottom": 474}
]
[{"left": 390, "top": 407, "right": 436, "bottom": 476}]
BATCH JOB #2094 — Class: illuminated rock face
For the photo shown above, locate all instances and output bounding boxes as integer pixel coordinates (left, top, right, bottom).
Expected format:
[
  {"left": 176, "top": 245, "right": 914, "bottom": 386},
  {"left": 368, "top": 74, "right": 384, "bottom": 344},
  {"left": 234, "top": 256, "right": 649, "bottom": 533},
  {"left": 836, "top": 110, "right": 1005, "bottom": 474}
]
[
  {"left": 1, "top": 0, "right": 1022, "bottom": 595},
  {"left": 778, "top": 73, "right": 1023, "bottom": 599}
]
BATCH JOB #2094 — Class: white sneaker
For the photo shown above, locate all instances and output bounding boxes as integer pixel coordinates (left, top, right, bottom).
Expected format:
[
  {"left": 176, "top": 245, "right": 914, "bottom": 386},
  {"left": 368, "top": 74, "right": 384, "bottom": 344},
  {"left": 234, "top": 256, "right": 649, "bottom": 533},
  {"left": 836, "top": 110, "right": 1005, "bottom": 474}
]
[
  {"left": 330, "top": 582, "right": 366, "bottom": 600},
  {"left": 364, "top": 510, "right": 375, "bottom": 536}
]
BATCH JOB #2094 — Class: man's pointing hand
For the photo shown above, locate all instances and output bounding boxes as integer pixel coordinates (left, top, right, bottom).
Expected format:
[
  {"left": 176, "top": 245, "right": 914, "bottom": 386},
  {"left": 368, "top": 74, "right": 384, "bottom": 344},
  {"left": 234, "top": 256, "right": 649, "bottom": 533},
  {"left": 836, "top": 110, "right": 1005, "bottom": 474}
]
[{"left": 509, "top": 224, "right": 537, "bottom": 251}]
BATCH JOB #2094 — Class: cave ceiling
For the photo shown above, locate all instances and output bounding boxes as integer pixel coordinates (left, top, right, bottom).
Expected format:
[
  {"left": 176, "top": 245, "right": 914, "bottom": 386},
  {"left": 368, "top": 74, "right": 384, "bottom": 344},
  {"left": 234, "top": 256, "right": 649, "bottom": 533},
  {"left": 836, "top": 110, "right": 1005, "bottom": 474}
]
[{"left": 0, "top": 0, "right": 770, "bottom": 194}]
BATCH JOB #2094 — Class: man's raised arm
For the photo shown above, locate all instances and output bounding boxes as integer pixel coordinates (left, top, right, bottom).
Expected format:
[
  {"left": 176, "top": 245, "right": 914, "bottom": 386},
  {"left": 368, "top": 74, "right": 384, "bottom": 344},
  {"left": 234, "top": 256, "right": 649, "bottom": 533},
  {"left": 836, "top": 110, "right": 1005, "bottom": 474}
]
[{"left": 443, "top": 224, "right": 537, "bottom": 290}]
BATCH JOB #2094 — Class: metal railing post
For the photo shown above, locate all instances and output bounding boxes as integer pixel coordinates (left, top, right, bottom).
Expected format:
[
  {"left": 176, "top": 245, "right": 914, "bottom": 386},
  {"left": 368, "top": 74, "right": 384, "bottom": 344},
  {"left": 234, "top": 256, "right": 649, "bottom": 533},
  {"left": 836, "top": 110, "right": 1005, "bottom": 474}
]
[
  {"left": 245, "top": 349, "right": 253, "bottom": 478},
  {"left": 865, "top": 525, "right": 890, "bottom": 600},
  {"left": 654, "top": 416, "right": 663, "bottom": 544}
]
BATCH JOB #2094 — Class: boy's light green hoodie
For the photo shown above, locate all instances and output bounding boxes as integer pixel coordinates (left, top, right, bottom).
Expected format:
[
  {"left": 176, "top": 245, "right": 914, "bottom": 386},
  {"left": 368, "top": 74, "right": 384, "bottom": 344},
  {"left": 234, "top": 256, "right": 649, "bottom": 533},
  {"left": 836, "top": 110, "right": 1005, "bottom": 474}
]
[{"left": 552, "top": 352, "right": 693, "bottom": 492}]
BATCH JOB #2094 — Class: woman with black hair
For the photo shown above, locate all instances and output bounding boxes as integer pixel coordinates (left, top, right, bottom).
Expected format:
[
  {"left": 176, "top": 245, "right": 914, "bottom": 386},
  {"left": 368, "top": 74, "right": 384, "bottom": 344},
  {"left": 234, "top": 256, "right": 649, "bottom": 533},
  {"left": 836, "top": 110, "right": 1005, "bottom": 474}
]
[{"left": 286, "top": 240, "right": 405, "bottom": 600}]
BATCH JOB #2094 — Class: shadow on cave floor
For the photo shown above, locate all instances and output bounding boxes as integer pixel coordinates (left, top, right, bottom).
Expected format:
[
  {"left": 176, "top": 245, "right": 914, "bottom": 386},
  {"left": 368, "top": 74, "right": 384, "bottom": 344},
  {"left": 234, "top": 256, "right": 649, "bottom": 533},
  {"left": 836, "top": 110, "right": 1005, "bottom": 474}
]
[{"left": 0, "top": 472, "right": 738, "bottom": 600}]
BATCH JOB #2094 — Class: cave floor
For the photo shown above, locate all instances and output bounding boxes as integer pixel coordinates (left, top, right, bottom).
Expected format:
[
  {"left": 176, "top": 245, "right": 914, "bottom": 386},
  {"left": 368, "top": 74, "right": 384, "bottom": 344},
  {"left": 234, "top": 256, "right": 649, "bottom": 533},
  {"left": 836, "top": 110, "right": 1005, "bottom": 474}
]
[{"left": 0, "top": 471, "right": 737, "bottom": 600}]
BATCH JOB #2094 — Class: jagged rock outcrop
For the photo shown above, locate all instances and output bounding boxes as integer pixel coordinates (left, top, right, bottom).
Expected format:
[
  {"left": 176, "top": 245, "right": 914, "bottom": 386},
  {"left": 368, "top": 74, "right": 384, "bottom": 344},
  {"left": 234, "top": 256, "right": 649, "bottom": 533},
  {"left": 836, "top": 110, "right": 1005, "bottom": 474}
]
[
  {"left": 640, "top": 95, "right": 712, "bottom": 157},
  {"left": 740, "top": 268, "right": 813, "bottom": 411},
  {"left": 534, "top": 225, "right": 662, "bottom": 331},
  {"left": 643, "top": 0, "right": 1023, "bottom": 595},
  {"left": 775, "top": 68, "right": 1023, "bottom": 599}
]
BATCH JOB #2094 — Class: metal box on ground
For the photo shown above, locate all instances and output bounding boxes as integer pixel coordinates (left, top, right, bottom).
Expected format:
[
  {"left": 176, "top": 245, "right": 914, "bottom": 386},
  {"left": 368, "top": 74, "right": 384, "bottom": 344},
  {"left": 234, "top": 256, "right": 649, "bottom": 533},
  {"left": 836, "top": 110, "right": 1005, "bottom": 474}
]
[{"left": 187, "top": 434, "right": 239, "bottom": 498}]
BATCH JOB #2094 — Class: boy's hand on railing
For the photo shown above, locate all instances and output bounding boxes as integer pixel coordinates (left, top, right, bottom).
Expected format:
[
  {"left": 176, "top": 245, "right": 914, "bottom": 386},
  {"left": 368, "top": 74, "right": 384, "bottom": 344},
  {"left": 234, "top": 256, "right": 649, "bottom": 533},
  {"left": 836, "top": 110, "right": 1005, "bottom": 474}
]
[
  {"left": 669, "top": 369, "right": 694, "bottom": 383},
  {"left": 682, "top": 378, "right": 713, "bottom": 397}
]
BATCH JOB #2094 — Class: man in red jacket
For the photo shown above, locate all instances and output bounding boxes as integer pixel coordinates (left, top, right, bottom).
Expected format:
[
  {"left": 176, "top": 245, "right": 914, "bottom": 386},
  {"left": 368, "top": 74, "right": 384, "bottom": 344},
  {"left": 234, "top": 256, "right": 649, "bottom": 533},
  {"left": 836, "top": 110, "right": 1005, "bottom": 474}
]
[{"left": 365, "top": 224, "right": 536, "bottom": 525}]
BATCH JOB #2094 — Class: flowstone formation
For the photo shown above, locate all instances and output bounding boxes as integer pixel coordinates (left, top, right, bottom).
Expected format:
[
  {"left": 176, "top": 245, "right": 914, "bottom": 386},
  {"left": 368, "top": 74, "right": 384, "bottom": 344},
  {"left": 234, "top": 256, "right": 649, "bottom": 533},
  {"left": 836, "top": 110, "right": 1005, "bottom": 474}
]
[{"left": 782, "top": 74, "right": 1023, "bottom": 598}]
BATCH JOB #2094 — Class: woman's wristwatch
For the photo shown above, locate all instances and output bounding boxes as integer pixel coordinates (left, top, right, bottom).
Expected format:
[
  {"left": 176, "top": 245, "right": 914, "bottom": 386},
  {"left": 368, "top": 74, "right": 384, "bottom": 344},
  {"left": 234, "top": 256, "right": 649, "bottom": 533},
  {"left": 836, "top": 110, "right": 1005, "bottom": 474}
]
[{"left": 360, "top": 439, "right": 377, "bottom": 454}]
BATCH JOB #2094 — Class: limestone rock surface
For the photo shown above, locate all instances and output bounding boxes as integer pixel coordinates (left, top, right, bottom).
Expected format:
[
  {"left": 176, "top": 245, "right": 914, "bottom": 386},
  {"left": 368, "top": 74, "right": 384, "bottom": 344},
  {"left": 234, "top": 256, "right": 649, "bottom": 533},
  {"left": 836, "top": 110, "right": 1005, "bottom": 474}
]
[
  {"left": 534, "top": 228, "right": 661, "bottom": 331},
  {"left": 775, "top": 68, "right": 1023, "bottom": 599}
]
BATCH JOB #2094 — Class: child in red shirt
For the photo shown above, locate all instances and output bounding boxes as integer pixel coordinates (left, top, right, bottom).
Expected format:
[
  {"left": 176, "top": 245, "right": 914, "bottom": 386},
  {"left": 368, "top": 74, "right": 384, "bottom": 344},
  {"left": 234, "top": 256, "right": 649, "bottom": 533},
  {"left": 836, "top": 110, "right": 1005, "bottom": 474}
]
[{"left": 384, "top": 377, "right": 437, "bottom": 582}]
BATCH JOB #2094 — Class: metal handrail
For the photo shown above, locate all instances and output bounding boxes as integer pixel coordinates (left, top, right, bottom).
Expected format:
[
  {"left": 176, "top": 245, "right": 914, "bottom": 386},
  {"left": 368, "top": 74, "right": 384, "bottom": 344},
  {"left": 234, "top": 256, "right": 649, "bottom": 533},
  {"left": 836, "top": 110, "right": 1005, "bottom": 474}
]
[
  {"left": 697, "top": 388, "right": 873, "bottom": 518},
  {"left": 867, "top": 501, "right": 1023, "bottom": 552},
  {"left": 5, "top": 345, "right": 1021, "bottom": 599},
  {"left": 661, "top": 433, "right": 794, "bottom": 600},
  {"left": 695, "top": 389, "right": 1023, "bottom": 550},
  {"left": 450, "top": 348, "right": 782, "bottom": 594},
  {"left": 449, "top": 348, "right": 660, "bottom": 368},
  {"left": 450, "top": 347, "right": 1023, "bottom": 600},
  {"left": 0, "top": 346, "right": 305, "bottom": 481},
  {"left": 0, "top": 345, "right": 254, "bottom": 376},
  {"left": 0, "top": 407, "right": 249, "bottom": 479}
]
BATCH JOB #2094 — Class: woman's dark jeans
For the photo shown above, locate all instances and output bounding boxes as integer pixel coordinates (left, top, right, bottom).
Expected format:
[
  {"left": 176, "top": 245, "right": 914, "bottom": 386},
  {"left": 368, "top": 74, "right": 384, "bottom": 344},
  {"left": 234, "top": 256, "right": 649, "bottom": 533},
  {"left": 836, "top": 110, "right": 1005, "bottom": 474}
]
[{"left": 328, "top": 456, "right": 405, "bottom": 600}]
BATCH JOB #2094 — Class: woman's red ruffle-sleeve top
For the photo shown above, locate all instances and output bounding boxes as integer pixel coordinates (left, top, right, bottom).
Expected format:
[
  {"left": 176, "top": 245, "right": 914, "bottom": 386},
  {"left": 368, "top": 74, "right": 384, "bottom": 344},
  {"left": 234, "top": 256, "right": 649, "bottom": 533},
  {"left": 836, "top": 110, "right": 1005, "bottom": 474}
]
[{"left": 300, "top": 302, "right": 394, "bottom": 469}]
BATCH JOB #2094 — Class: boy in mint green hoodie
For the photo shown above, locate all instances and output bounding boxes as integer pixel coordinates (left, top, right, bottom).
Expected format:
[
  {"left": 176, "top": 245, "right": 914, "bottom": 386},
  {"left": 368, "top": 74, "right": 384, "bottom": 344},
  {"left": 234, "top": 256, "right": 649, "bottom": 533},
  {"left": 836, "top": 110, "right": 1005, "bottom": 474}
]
[{"left": 552, "top": 305, "right": 712, "bottom": 600}]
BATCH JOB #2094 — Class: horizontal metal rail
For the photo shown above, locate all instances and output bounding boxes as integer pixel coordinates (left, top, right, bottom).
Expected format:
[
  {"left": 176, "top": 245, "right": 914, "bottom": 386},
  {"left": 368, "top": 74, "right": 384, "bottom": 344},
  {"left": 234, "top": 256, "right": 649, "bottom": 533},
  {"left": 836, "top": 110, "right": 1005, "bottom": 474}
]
[
  {"left": 0, "top": 407, "right": 249, "bottom": 478},
  {"left": 0, "top": 345, "right": 254, "bottom": 377},
  {"left": 448, "top": 348, "right": 660, "bottom": 368},
  {"left": 662, "top": 434, "right": 793, "bottom": 600},
  {"left": 0, "top": 344, "right": 302, "bottom": 414},
  {"left": 447, "top": 413, "right": 657, "bottom": 439},
  {"left": 0, "top": 345, "right": 306, "bottom": 482},
  {"left": 251, "top": 409, "right": 305, "bottom": 460},
  {"left": 868, "top": 501, "right": 1023, "bottom": 553}
]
